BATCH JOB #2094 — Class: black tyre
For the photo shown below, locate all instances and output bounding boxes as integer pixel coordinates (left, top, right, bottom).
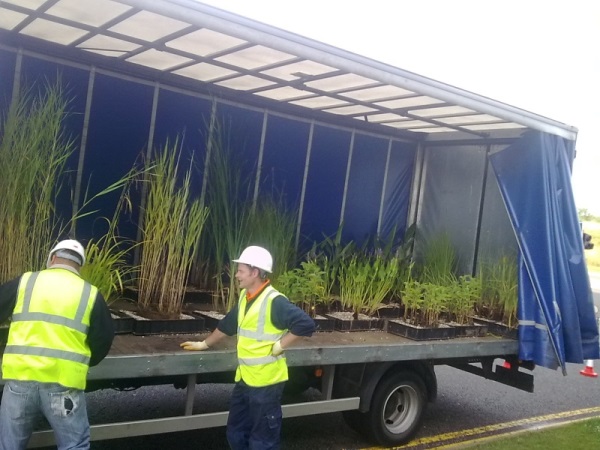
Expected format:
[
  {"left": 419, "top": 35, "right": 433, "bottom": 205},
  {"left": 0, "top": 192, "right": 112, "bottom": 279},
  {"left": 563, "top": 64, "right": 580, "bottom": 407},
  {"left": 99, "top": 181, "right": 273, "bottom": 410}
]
[{"left": 365, "top": 370, "right": 427, "bottom": 446}]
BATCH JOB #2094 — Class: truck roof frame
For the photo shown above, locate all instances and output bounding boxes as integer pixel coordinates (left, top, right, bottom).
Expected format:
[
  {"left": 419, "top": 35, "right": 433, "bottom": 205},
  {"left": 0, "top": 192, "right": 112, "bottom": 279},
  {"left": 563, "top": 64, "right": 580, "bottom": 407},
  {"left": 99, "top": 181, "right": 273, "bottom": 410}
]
[{"left": 0, "top": 0, "right": 577, "bottom": 141}]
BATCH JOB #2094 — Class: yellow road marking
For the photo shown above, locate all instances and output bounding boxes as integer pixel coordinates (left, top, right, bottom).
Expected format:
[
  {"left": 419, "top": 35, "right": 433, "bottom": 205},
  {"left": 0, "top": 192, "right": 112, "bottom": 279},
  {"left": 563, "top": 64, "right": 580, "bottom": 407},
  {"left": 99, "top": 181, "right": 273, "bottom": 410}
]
[{"left": 359, "top": 407, "right": 600, "bottom": 449}]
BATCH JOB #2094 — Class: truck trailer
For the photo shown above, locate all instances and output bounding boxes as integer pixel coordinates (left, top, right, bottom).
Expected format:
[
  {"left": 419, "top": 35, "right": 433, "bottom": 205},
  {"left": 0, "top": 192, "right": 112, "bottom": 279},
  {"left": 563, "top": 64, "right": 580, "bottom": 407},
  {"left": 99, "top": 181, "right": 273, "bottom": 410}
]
[{"left": 0, "top": 0, "right": 597, "bottom": 447}]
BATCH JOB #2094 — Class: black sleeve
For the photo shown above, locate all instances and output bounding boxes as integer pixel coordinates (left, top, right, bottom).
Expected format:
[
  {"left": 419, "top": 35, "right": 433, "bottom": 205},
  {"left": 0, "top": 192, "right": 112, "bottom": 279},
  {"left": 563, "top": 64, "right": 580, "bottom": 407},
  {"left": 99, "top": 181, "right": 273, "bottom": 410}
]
[
  {"left": 216, "top": 307, "right": 239, "bottom": 336},
  {"left": 271, "top": 296, "right": 316, "bottom": 337},
  {"left": 87, "top": 292, "right": 115, "bottom": 367},
  {"left": 0, "top": 277, "right": 20, "bottom": 324}
]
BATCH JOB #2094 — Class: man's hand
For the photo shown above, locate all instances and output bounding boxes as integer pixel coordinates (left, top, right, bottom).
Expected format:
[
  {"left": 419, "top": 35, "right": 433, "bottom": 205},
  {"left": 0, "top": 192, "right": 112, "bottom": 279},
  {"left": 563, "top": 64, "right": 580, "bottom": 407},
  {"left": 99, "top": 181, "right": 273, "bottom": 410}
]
[
  {"left": 180, "top": 340, "right": 209, "bottom": 351},
  {"left": 272, "top": 340, "right": 284, "bottom": 356}
]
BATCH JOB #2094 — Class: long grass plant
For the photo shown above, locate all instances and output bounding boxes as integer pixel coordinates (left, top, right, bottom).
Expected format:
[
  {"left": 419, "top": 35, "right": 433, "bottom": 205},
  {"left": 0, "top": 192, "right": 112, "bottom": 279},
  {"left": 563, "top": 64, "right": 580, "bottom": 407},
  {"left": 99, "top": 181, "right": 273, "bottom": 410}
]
[
  {"left": 0, "top": 81, "right": 74, "bottom": 282},
  {"left": 138, "top": 139, "right": 209, "bottom": 317}
]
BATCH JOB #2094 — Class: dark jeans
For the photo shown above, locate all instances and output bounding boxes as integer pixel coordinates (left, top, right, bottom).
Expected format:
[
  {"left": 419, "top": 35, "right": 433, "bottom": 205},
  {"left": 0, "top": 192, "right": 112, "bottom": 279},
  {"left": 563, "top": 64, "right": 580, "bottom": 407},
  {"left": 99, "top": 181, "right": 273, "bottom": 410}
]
[{"left": 226, "top": 380, "right": 285, "bottom": 450}]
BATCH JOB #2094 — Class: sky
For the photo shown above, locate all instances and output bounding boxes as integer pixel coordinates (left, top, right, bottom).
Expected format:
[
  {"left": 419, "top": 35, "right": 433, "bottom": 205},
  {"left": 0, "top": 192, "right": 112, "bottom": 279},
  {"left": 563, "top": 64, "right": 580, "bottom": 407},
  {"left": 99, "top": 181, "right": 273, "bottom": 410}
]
[{"left": 197, "top": 0, "right": 600, "bottom": 215}]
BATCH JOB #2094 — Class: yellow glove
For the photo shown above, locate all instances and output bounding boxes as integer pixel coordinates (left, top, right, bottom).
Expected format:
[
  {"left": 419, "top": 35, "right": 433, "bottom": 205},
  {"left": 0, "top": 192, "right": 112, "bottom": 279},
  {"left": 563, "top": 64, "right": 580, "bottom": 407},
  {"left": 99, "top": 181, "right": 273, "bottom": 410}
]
[
  {"left": 180, "top": 340, "right": 209, "bottom": 351},
  {"left": 272, "top": 340, "right": 284, "bottom": 356}
]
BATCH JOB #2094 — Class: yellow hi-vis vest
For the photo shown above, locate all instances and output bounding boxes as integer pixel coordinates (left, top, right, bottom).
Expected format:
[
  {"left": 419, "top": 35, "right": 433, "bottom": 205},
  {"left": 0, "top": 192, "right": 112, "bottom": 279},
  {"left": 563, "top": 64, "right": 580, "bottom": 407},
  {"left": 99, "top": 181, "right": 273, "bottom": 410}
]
[
  {"left": 235, "top": 286, "right": 288, "bottom": 387},
  {"left": 2, "top": 269, "right": 98, "bottom": 390}
]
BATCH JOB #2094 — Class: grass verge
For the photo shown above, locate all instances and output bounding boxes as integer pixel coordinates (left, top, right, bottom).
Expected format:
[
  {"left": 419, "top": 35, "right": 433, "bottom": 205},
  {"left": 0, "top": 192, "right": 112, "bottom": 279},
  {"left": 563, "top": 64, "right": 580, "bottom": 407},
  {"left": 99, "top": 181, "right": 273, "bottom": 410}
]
[{"left": 460, "top": 417, "right": 600, "bottom": 449}]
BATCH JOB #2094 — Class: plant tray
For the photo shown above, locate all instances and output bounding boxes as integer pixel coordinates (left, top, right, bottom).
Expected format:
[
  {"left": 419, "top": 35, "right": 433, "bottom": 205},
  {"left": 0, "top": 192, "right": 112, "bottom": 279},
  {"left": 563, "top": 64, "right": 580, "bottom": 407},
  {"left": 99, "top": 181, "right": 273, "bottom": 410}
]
[
  {"left": 120, "top": 311, "right": 205, "bottom": 335},
  {"left": 313, "top": 315, "right": 335, "bottom": 332},
  {"left": 325, "top": 313, "right": 383, "bottom": 332},
  {"left": 111, "top": 310, "right": 135, "bottom": 335},
  {"left": 192, "top": 310, "right": 225, "bottom": 331},
  {"left": 471, "top": 316, "right": 518, "bottom": 339},
  {"left": 449, "top": 322, "right": 488, "bottom": 338},
  {"left": 387, "top": 319, "right": 456, "bottom": 341},
  {"left": 375, "top": 306, "right": 402, "bottom": 319}
]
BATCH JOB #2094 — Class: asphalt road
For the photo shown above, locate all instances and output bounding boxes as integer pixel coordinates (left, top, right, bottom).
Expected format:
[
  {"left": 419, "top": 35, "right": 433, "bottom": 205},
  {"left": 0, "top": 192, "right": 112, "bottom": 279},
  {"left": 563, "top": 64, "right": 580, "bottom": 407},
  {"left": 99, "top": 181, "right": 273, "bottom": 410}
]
[{"left": 35, "top": 277, "right": 600, "bottom": 450}]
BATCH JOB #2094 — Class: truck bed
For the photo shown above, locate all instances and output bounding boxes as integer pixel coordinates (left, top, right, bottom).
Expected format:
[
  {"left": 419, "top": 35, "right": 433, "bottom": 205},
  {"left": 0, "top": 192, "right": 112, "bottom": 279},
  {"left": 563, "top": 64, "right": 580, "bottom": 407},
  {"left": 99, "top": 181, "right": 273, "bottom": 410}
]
[{"left": 86, "top": 331, "right": 519, "bottom": 381}]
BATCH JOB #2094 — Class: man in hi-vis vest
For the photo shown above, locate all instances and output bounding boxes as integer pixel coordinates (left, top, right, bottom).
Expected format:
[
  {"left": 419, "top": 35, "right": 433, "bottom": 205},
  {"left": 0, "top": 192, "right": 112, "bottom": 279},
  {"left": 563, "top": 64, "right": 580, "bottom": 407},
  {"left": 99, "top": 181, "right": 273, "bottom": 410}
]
[
  {"left": 181, "top": 246, "right": 315, "bottom": 450},
  {"left": 0, "top": 239, "right": 114, "bottom": 450}
]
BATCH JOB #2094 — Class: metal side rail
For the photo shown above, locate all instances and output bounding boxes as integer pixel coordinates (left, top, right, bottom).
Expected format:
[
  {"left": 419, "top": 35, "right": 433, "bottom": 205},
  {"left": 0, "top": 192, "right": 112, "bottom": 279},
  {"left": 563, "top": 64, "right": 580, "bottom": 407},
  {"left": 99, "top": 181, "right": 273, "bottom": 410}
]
[{"left": 27, "top": 397, "right": 360, "bottom": 448}]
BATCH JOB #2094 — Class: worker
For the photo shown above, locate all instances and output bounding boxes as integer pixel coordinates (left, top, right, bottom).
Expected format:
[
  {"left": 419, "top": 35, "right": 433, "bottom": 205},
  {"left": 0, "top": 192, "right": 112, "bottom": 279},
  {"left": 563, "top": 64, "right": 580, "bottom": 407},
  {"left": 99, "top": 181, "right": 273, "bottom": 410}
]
[
  {"left": 181, "top": 245, "right": 315, "bottom": 450},
  {"left": 0, "top": 239, "right": 115, "bottom": 450}
]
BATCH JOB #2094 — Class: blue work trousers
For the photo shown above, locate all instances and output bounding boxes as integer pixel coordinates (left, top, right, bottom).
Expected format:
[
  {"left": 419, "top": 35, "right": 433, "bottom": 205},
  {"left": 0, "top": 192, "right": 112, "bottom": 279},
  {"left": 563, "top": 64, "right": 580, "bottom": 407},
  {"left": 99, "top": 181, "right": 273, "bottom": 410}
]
[
  {"left": 226, "top": 380, "right": 285, "bottom": 450},
  {"left": 0, "top": 380, "right": 90, "bottom": 450}
]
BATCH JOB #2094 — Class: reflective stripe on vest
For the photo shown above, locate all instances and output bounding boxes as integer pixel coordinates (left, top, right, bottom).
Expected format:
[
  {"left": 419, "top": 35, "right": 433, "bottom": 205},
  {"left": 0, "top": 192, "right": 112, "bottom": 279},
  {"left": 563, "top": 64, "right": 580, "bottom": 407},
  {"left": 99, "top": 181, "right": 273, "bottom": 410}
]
[
  {"left": 235, "top": 286, "right": 287, "bottom": 386},
  {"left": 2, "top": 270, "right": 97, "bottom": 389}
]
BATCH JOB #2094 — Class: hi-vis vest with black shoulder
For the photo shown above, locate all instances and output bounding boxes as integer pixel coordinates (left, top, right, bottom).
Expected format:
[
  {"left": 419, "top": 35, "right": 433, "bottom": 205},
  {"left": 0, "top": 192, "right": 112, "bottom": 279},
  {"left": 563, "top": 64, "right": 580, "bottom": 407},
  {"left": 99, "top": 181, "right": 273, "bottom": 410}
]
[
  {"left": 236, "top": 286, "right": 287, "bottom": 387},
  {"left": 2, "top": 268, "right": 98, "bottom": 390}
]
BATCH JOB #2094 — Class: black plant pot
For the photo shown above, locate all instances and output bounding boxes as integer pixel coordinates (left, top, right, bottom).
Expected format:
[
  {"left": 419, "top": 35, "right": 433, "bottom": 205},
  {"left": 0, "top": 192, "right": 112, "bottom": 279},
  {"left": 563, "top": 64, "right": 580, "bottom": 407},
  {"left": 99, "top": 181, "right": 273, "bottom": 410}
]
[
  {"left": 325, "top": 313, "right": 383, "bottom": 332},
  {"left": 120, "top": 311, "right": 205, "bottom": 335},
  {"left": 110, "top": 310, "right": 135, "bottom": 335},
  {"left": 449, "top": 322, "right": 488, "bottom": 338},
  {"left": 192, "top": 311, "right": 225, "bottom": 331},
  {"left": 313, "top": 315, "right": 335, "bottom": 332},
  {"left": 471, "top": 316, "right": 517, "bottom": 339},
  {"left": 387, "top": 319, "right": 456, "bottom": 340}
]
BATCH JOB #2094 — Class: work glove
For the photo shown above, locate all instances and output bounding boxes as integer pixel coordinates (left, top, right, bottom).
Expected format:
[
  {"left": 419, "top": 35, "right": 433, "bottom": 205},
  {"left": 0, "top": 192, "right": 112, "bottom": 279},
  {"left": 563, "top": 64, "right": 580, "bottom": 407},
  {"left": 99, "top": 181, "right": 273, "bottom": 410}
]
[
  {"left": 272, "top": 340, "right": 284, "bottom": 356},
  {"left": 180, "top": 340, "right": 209, "bottom": 351}
]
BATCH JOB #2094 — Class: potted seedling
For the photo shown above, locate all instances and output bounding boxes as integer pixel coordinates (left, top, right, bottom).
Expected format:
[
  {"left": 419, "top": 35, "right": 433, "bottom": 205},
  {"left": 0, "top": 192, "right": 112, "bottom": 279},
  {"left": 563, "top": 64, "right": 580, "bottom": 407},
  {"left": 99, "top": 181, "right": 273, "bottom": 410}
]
[{"left": 276, "top": 261, "right": 334, "bottom": 332}]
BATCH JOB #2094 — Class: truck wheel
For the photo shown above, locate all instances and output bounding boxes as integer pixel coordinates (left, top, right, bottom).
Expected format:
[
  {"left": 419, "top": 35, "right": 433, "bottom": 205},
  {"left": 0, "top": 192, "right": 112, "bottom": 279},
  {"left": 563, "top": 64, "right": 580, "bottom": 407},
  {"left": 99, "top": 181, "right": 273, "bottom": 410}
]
[{"left": 366, "top": 370, "right": 427, "bottom": 446}]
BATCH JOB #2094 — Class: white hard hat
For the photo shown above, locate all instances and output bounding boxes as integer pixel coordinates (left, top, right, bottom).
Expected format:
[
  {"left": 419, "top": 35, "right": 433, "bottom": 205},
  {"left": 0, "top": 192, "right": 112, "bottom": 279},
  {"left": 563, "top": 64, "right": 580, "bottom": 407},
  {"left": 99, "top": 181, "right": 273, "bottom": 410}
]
[
  {"left": 47, "top": 239, "right": 86, "bottom": 267},
  {"left": 232, "top": 246, "right": 273, "bottom": 273}
]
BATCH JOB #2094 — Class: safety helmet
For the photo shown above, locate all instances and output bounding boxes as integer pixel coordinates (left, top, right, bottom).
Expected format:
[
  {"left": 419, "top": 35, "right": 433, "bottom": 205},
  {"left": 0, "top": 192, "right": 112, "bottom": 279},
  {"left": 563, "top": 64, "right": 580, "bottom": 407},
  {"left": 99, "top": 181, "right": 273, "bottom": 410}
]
[
  {"left": 47, "top": 239, "right": 86, "bottom": 267},
  {"left": 232, "top": 246, "right": 273, "bottom": 273}
]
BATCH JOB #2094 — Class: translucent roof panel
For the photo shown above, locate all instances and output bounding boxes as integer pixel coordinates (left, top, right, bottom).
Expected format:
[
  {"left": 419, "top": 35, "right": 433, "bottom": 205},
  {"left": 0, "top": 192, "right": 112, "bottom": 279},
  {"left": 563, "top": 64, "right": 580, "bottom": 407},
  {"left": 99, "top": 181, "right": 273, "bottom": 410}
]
[
  {"left": 108, "top": 11, "right": 190, "bottom": 42},
  {"left": 305, "top": 73, "right": 379, "bottom": 92},
  {"left": 215, "top": 75, "right": 275, "bottom": 90},
  {"left": 173, "top": 63, "right": 237, "bottom": 82},
  {"left": 289, "top": 96, "right": 349, "bottom": 109},
  {"left": 254, "top": 86, "right": 315, "bottom": 101},
  {"left": 215, "top": 45, "right": 297, "bottom": 70},
  {"left": 340, "top": 85, "right": 416, "bottom": 101},
  {"left": 438, "top": 114, "right": 503, "bottom": 125},
  {"left": 376, "top": 96, "right": 441, "bottom": 109},
  {"left": 20, "top": 19, "right": 88, "bottom": 45},
  {"left": 126, "top": 49, "right": 193, "bottom": 71},
  {"left": 166, "top": 29, "right": 246, "bottom": 56},
  {"left": 77, "top": 35, "right": 141, "bottom": 57},
  {"left": 326, "top": 105, "right": 378, "bottom": 115},
  {"left": 2, "top": 0, "right": 46, "bottom": 9},
  {"left": 261, "top": 60, "right": 336, "bottom": 81},
  {"left": 0, "top": 10, "right": 28, "bottom": 31},
  {"left": 47, "top": 0, "right": 132, "bottom": 28}
]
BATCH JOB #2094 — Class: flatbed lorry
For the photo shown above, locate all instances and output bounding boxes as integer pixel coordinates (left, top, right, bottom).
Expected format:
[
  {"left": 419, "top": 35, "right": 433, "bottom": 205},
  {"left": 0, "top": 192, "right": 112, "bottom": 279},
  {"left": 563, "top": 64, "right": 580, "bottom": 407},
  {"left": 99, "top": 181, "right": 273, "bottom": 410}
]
[
  {"left": 0, "top": 0, "right": 597, "bottom": 448},
  {"left": 3, "top": 329, "right": 525, "bottom": 447}
]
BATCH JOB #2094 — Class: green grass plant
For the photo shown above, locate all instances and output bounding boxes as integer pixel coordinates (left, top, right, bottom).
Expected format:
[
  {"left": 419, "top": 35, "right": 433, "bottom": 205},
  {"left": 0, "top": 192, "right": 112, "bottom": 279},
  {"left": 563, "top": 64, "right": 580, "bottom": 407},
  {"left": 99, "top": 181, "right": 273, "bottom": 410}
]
[
  {"left": 312, "top": 224, "right": 356, "bottom": 301},
  {"left": 138, "top": 139, "right": 209, "bottom": 317},
  {"left": 200, "top": 120, "right": 252, "bottom": 312},
  {"left": 275, "top": 260, "right": 326, "bottom": 316},
  {"left": 462, "top": 417, "right": 600, "bottom": 449},
  {"left": 338, "top": 253, "right": 399, "bottom": 318},
  {"left": 421, "top": 282, "right": 450, "bottom": 327},
  {"left": 422, "top": 232, "right": 456, "bottom": 285},
  {"left": 79, "top": 186, "right": 138, "bottom": 305},
  {"left": 0, "top": 81, "right": 74, "bottom": 282},
  {"left": 247, "top": 194, "right": 298, "bottom": 283},
  {"left": 401, "top": 278, "right": 423, "bottom": 322},
  {"left": 479, "top": 254, "right": 518, "bottom": 326},
  {"left": 447, "top": 275, "right": 482, "bottom": 324}
]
